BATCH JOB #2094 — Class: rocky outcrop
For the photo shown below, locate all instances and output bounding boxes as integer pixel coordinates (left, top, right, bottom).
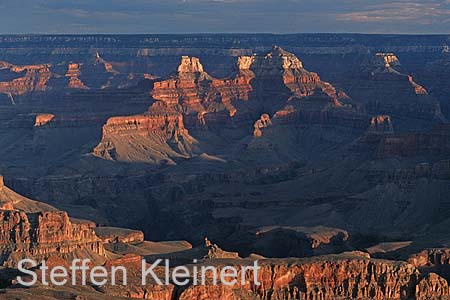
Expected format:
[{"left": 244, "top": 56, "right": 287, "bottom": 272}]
[
  {"left": 416, "top": 273, "right": 450, "bottom": 299},
  {"left": 177, "top": 253, "right": 429, "bottom": 300},
  {"left": 253, "top": 114, "right": 272, "bottom": 137},
  {"left": 368, "top": 115, "right": 394, "bottom": 135},
  {"left": 0, "top": 62, "right": 52, "bottom": 96},
  {"left": 152, "top": 55, "right": 247, "bottom": 124},
  {"left": 94, "top": 227, "right": 144, "bottom": 244},
  {"left": 151, "top": 47, "right": 365, "bottom": 129},
  {"left": 0, "top": 178, "right": 105, "bottom": 268},
  {"left": 0, "top": 210, "right": 104, "bottom": 267},
  {"left": 93, "top": 111, "right": 198, "bottom": 163},
  {"left": 408, "top": 249, "right": 450, "bottom": 299},
  {"left": 408, "top": 249, "right": 450, "bottom": 268},
  {"left": 247, "top": 226, "right": 350, "bottom": 258},
  {"left": 34, "top": 113, "right": 55, "bottom": 127},
  {"left": 344, "top": 52, "right": 444, "bottom": 127},
  {"left": 65, "top": 63, "right": 89, "bottom": 89},
  {"left": 249, "top": 46, "right": 366, "bottom": 128},
  {"left": 370, "top": 53, "right": 401, "bottom": 71}
]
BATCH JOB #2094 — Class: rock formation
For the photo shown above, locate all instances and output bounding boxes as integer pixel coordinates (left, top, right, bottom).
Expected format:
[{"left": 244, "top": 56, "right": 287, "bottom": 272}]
[
  {"left": 0, "top": 177, "right": 106, "bottom": 267},
  {"left": 151, "top": 47, "right": 366, "bottom": 129},
  {"left": 0, "top": 210, "right": 104, "bottom": 267},
  {"left": 233, "top": 46, "right": 366, "bottom": 129},
  {"left": 65, "top": 63, "right": 89, "bottom": 89},
  {"left": 416, "top": 273, "right": 450, "bottom": 299},
  {"left": 0, "top": 62, "right": 52, "bottom": 96},
  {"left": 93, "top": 112, "right": 198, "bottom": 163},
  {"left": 152, "top": 55, "right": 245, "bottom": 125},
  {"left": 368, "top": 115, "right": 394, "bottom": 135},
  {"left": 34, "top": 113, "right": 55, "bottom": 127},
  {"left": 0, "top": 175, "right": 56, "bottom": 212},
  {"left": 253, "top": 114, "right": 272, "bottom": 137},
  {"left": 94, "top": 227, "right": 145, "bottom": 244},
  {"left": 94, "top": 47, "right": 368, "bottom": 163},
  {"left": 343, "top": 52, "right": 444, "bottom": 129}
]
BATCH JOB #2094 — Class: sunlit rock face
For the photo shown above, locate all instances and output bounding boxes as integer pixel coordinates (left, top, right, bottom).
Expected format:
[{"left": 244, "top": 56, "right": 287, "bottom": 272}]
[
  {"left": 95, "top": 47, "right": 367, "bottom": 163},
  {"left": 151, "top": 46, "right": 365, "bottom": 128},
  {"left": 93, "top": 112, "right": 198, "bottom": 164},
  {"left": 65, "top": 63, "right": 89, "bottom": 89},
  {"left": 0, "top": 62, "right": 52, "bottom": 97},
  {"left": 371, "top": 53, "right": 402, "bottom": 70},
  {"left": 0, "top": 210, "right": 104, "bottom": 267},
  {"left": 242, "top": 46, "right": 367, "bottom": 131},
  {"left": 176, "top": 253, "right": 444, "bottom": 300},
  {"left": 34, "top": 114, "right": 55, "bottom": 127},
  {"left": 151, "top": 54, "right": 253, "bottom": 125}
]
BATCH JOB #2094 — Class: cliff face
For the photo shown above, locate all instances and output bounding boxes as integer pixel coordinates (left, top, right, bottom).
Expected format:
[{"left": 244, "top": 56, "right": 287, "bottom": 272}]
[
  {"left": 94, "top": 47, "right": 367, "bottom": 163},
  {"left": 0, "top": 62, "right": 52, "bottom": 96},
  {"left": 247, "top": 46, "right": 366, "bottom": 129},
  {"left": 3, "top": 252, "right": 450, "bottom": 300},
  {"left": 65, "top": 63, "right": 89, "bottom": 89},
  {"left": 343, "top": 53, "right": 444, "bottom": 129},
  {"left": 93, "top": 111, "right": 198, "bottom": 163},
  {"left": 0, "top": 210, "right": 104, "bottom": 267},
  {"left": 151, "top": 55, "right": 248, "bottom": 124},
  {"left": 151, "top": 47, "right": 365, "bottom": 129},
  {"left": 137, "top": 253, "right": 449, "bottom": 300}
]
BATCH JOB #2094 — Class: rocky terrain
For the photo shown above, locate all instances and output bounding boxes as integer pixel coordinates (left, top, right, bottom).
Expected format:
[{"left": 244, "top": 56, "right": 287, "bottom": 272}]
[
  {"left": 0, "top": 34, "right": 450, "bottom": 299},
  {"left": 0, "top": 179, "right": 449, "bottom": 299}
]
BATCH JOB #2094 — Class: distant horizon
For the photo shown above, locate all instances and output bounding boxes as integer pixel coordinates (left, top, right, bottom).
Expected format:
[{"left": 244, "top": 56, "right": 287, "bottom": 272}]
[
  {"left": 1, "top": 1, "right": 450, "bottom": 35},
  {"left": 0, "top": 32, "right": 449, "bottom": 36}
]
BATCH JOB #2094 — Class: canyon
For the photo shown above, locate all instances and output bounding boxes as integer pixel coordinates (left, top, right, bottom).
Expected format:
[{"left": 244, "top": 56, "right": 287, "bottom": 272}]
[
  {"left": 1, "top": 179, "right": 450, "bottom": 299},
  {"left": 0, "top": 34, "right": 450, "bottom": 299}
]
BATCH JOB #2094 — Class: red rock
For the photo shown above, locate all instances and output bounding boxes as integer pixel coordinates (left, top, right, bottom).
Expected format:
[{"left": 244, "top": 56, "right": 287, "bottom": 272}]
[
  {"left": 104, "top": 254, "right": 142, "bottom": 271},
  {"left": 416, "top": 273, "right": 450, "bottom": 299},
  {"left": 178, "top": 254, "right": 424, "bottom": 300},
  {"left": 0, "top": 210, "right": 104, "bottom": 267},
  {"left": 94, "top": 227, "right": 145, "bottom": 244},
  {"left": 253, "top": 114, "right": 272, "bottom": 137},
  {"left": 0, "top": 62, "right": 52, "bottom": 95},
  {"left": 34, "top": 114, "right": 55, "bottom": 127},
  {"left": 93, "top": 111, "right": 198, "bottom": 163},
  {"left": 408, "top": 248, "right": 450, "bottom": 268},
  {"left": 66, "top": 63, "right": 89, "bottom": 89}
]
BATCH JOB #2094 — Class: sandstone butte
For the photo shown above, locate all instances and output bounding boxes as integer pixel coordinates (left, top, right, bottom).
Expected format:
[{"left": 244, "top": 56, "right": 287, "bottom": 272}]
[
  {"left": 65, "top": 63, "right": 89, "bottom": 89},
  {"left": 93, "top": 46, "right": 368, "bottom": 163},
  {"left": 0, "top": 176, "right": 449, "bottom": 299},
  {"left": 150, "top": 46, "right": 364, "bottom": 128}
]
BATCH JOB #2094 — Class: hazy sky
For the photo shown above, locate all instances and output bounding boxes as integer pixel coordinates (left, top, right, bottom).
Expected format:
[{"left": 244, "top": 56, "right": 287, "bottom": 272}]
[{"left": 1, "top": 0, "right": 450, "bottom": 34}]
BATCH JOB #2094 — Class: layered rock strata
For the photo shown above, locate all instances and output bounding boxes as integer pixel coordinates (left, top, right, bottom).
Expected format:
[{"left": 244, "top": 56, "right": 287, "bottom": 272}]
[
  {"left": 93, "top": 112, "right": 197, "bottom": 163},
  {"left": 0, "top": 62, "right": 52, "bottom": 96},
  {"left": 0, "top": 210, "right": 104, "bottom": 267},
  {"left": 344, "top": 52, "right": 444, "bottom": 124}
]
